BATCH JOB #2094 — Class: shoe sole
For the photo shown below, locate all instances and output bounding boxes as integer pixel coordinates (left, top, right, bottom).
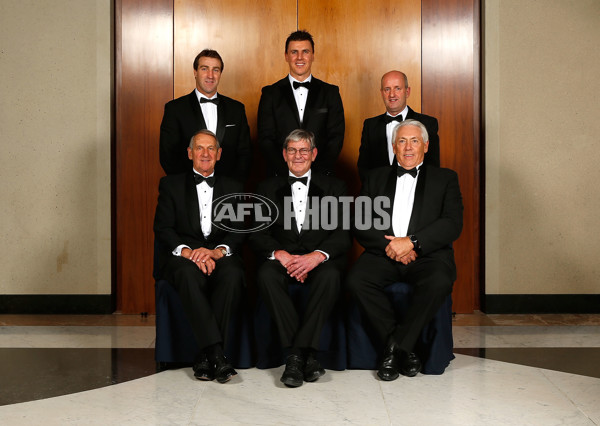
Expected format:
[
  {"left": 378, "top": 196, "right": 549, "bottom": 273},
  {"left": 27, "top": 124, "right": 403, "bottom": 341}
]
[
  {"left": 304, "top": 368, "right": 325, "bottom": 382},
  {"left": 195, "top": 375, "right": 214, "bottom": 381},
  {"left": 216, "top": 371, "right": 237, "bottom": 384},
  {"left": 280, "top": 377, "right": 303, "bottom": 388}
]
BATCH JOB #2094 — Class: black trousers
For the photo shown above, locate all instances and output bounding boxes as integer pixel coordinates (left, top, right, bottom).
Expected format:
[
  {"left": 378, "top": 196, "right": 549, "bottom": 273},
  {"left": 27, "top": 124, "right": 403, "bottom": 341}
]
[
  {"left": 256, "top": 260, "right": 341, "bottom": 351},
  {"left": 346, "top": 252, "right": 453, "bottom": 355},
  {"left": 162, "top": 255, "right": 244, "bottom": 352}
]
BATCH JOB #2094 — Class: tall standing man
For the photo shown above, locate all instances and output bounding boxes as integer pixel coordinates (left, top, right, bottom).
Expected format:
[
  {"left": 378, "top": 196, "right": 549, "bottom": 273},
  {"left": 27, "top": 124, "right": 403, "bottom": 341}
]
[
  {"left": 357, "top": 71, "right": 440, "bottom": 182},
  {"left": 160, "top": 49, "right": 252, "bottom": 181},
  {"left": 154, "top": 130, "right": 246, "bottom": 383},
  {"left": 347, "top": 119, "right": 462, "bottom": 381},
  {"left": 258, "top": 30, "right": 345, "bottom": 177},
  {"left": 250, "top": 129, "right": 350, "bottom": 388}
]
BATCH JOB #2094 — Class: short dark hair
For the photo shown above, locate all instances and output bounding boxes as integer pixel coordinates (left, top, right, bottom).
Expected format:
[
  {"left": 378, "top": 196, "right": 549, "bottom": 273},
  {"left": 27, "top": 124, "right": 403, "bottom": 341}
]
[
  {"left": 193, "top": 49, "right": 224, "bottom": 71},
  {"left": 285, "top": 30, "right": 314, "bottom": 53}
]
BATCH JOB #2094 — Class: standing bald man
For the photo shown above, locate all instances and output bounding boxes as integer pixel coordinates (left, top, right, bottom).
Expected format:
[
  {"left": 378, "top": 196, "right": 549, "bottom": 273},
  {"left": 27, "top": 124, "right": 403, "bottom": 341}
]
[{"left": 357, "top": 71, "right": 440, "bottom": 182}]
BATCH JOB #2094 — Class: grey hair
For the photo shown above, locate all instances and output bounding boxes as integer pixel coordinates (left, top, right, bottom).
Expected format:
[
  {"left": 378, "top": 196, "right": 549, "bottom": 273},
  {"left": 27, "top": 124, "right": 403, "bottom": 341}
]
[
  {"left": 391, "top": 119, "right": 429, "bottom": 144},
  {"left": 189, "top": 129, "right": 220, "bottom": 149},
  {"left": 283, "top": 129, "right": 316, "bottom": 150}
]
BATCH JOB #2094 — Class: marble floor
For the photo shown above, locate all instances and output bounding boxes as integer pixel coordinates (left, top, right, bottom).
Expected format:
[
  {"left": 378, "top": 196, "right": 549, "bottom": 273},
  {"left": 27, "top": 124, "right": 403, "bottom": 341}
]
[{"left": 0, "top": 313, "right": 599, "bottom": 425}]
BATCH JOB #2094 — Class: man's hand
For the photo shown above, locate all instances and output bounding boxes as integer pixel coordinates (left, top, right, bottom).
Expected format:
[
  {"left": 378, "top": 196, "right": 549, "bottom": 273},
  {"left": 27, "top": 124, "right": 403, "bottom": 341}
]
[
  {"left": 181, "top": 247, "right": 223, "bottom": 275},
  {"left": 384, "top": 235, "right": 416, "bottom": 263},
  {"left": 286, "top": 252, "right": 326, "bottom": 283},
  {"left": 274, "top": 250, "right": 295, "bottom": 268}
]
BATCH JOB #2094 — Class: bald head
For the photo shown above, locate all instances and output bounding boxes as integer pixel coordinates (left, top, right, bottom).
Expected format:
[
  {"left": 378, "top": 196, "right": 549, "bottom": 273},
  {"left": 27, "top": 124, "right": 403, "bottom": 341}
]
[{"left": 380, "top": 71, "right": 411, "bottom": 116}]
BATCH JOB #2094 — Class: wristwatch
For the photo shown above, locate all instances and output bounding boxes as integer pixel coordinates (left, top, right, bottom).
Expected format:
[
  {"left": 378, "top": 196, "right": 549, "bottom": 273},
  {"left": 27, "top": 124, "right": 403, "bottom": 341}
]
[
  {"left": 408, "top": 235, "right": 421, "bottom": 252},
  {"left": 218, "top": 247, "right": 228, "bottom": 257}
]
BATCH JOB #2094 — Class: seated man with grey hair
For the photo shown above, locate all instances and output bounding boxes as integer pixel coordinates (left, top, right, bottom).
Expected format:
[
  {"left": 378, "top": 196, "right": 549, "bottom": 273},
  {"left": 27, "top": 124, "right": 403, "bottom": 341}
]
[
  {"left": 347, "top": 119, "right": 463, "bottom": 381},
  {"left": 154, "top": 129, "right": 246, "bottom": 383},
  {"left": 250, "top": 129, "right": 351, "bottom": 387}
]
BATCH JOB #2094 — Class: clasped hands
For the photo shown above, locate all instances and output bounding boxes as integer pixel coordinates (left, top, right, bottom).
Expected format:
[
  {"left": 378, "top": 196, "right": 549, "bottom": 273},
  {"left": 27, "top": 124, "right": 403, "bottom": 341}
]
[
  {"left": 384, "top": 235, "right": 417, "bottom": 265},
  {"left": 181, "top": 247, "right": 225, "bottom": 275},
  {"left": 274, "top": 250, "right": 326, "bottom": 284}
]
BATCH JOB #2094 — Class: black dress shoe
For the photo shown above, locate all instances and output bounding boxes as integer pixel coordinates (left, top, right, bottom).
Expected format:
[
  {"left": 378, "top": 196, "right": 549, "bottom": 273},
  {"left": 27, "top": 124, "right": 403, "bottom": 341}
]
[
  {"left": 193, "top": 355, "right": 214, "bottom": 381},
  {"left": 280, "top": 354, "right": 304, "bottom": 388},
  {"left": 399, "top": 352, "right": 421, "bottom": 377},
  {"left": 213, "top": 355, "right": 237, "bottom": 383},
  {"left": 377, "top": 343, "right": 401, "bottom": 381},
  {"left": 304, "top": 352, "right": 325, "bottom": 382}
]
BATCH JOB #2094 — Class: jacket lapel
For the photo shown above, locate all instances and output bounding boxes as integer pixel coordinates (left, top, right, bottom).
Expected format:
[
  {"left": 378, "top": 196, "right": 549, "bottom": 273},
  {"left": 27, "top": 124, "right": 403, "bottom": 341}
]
[
  {"left": 300, "top": 176, "right": 324, "bottom": 236},
  {"left": 188, "top": 91, "right": 208, "bottom": 130},
  {"left": 303, "top": 78, "right": 321, "bottom": 127},
  {"left": 275, "top": 178, "right": 298, "bottom": 235},
  {"left": 185, "top": 173, "right": 203, "bottom": 238},
  {"left": 384, "top": 165, "right": 398, "bottom": 235},
  {"left": 215, "top": 94, "right": 226, "bottom": 143},
  {"left": 279, "top": 79, "right": 301, "bottom": 126},
  {"left": 377, "top": 114, "right": 392, "bottom": 165},
  {"left": 407, "top": 165, "right": 427, "bottom": 235}
]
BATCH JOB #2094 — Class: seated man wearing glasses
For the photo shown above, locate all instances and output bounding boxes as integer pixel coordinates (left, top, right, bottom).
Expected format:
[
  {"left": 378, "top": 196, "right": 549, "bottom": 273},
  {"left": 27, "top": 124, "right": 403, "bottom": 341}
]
[{"left": 250, "top": 129, "right": 350, "bottom": 387}]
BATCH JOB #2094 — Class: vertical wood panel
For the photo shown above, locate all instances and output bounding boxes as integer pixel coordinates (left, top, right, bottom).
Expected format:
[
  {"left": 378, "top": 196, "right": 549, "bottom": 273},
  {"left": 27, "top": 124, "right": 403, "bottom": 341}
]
[
  {"left": 115, "top": 0, "right": 173, "bottom": 313},
  {"left": 299, "top": 0, "right": 421, "bottom": 195},
  {"left": 422, "top": 0, "right": 481, "bottom": 312},
  {"left": 174, "top": 0, "right": 297, "bottom": 142}
]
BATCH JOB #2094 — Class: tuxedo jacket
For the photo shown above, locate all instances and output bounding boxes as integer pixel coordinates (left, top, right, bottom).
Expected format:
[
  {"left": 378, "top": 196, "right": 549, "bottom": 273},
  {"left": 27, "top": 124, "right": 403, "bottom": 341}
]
[
  {"left": 249, "top": 173, "right": 351, "bottom": 269},
  {"left": 357, "top": 106, "right": 440, "bottom": 182},
  {"left": 257, "top": 77, "right": 345, "bottom": 176},
  {"left": 354, "top": 164, "right": 463, "bottom": 278},
  {"left": 153, "top": 172, "right": 245, "bottom": 273},
  {"left": 159, "top": 91, "right": 252, "bottom": 181}
]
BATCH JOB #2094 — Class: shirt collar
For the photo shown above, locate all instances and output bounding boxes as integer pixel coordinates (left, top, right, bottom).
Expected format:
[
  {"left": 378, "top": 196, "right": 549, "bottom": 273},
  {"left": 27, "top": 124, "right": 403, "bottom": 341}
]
[
  {"left": 386, "top": 106, "right": 409, "bottom": 121},
  {"left": 195, "top": 88, "right": 218, "bottom": 102},
  {"left": 288, "top": 74, "right": 313, "bottom": 86}
]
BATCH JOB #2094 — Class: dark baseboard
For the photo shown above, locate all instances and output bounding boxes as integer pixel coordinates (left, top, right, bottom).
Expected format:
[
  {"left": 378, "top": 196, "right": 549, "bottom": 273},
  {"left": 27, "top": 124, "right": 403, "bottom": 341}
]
[
  {"left": 0, "top": 295, "right": 113, "bottom": 314},
  {"left": 483, "top": 294, "right": 600, "bottom": 314}
]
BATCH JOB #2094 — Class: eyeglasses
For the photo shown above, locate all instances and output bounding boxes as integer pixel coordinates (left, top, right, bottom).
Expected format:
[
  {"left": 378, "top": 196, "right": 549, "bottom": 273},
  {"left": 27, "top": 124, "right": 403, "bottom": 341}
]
[{"left": 286, "top": 147, "right": 312, "bottom": 156}]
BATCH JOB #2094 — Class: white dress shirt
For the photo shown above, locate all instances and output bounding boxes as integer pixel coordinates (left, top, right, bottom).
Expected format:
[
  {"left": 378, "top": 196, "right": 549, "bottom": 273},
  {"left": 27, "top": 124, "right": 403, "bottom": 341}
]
[
  {"left": 289, "top": 74, "right": 312, "bottom": 123},
  {"left": 195, "top": 89, "right": 218, "bottom": 134},
  {"left": 392, "top": 161, "right": 422, "bottom": 237}
]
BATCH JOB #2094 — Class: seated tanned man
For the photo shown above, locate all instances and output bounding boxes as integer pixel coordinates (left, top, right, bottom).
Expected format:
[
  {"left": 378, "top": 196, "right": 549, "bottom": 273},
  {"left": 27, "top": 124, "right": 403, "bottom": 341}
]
[
  {"left": 250, "top": 129, "right": 351, "bottom": 387},
  {"left": 154, "top": 129, "right": 245, "bottom": 383},
  {"left": 346, "top": 119, "right": 463, "bottom": 381}
]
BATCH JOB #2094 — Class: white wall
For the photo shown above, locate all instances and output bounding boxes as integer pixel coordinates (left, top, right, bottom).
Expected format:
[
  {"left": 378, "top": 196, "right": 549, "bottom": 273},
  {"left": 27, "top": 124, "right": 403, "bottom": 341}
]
[
  {"left": 484, "top": 0, "right": 600, "bottom": 294},
  {"left": 0, "top": 0, "right": 112, "bottom": 295}
]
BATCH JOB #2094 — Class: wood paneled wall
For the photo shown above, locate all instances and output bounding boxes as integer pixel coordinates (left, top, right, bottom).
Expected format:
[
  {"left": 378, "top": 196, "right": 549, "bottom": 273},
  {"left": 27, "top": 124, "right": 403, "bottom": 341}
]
[{"left": 116, "top": 0, "right": 481, "bottom": 313}]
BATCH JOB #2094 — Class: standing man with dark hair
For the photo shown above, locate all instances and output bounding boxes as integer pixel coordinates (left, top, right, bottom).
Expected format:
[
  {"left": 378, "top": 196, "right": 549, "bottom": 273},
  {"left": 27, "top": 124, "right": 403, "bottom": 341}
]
[
  {"left": 258, "top": 30, "right": 345, "bottom": 177},
  {"left": 347, "top": 119, "right": 462, "bottom": 381},
  {"left": 160, "top": 49, "right": 252, "bottom": 181},
  {"left": 154, "top": 130, "right": 246, "bottom": 383},
  {"left": 250, "top": 129, "right": 350, "bottom": 387},
  {"left": 357, "top": 70, "right": 440, "bottom": 182}
]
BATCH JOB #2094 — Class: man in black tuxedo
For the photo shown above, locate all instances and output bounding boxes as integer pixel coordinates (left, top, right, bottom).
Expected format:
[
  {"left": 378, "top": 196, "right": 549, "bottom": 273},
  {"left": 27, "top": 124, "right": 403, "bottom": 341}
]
[
  {"left": 258, "top": 30, "right": 345, "bottom": 177},
  {"left": 357, "top": 71, "right": 440, "bottom": 182},
  {"left": 154, "top": 130, "right": 245, "bottom": 383},
  {"left": 250, "top": 129, "right": 350, "bottom": 387},
  {"left": 347, "top": 119, "right": 462, "bottom": 381},
  {"left": 160, "top": 49, "right": 251, "bottom": 181}
]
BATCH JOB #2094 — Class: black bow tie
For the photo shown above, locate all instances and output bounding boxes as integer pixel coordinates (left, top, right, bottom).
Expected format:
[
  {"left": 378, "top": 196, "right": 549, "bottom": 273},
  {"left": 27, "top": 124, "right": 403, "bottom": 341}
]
[
  {"left": 200, "top": 97, "right": 219, "bottom": 105},
  {"left": 194, "top": 174, "right": 215, "bottom": 187},
  {"left": 288, "top": 176, "right": 308, "bottom": 186},
  {"left": 384, "top": 114, "right": 403, "bottom": 124},
  {"left": 397, "top": 166, "right": 418, "bottom": 178},
  {"left": 293, "top": 81, "right": 311, "bottom": 90}
]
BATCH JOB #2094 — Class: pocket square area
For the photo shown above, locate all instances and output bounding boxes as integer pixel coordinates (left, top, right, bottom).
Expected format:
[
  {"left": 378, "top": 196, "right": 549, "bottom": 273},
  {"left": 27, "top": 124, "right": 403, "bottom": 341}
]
[{"left": 225, "top": 124, "right": 236, "bottom": 127}]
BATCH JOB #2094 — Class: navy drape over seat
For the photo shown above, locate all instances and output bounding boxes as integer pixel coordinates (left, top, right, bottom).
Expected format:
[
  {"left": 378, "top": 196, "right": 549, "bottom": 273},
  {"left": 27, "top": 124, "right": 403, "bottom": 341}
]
[
  {"left": 254, "top": 283, "right": 347, "bottom": 370},
  {"left": 153, "top": 240, "right": 253, "bottom": 368},
  {"left": 346, "top": 282, "right": 454, "bottom": 375}
]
